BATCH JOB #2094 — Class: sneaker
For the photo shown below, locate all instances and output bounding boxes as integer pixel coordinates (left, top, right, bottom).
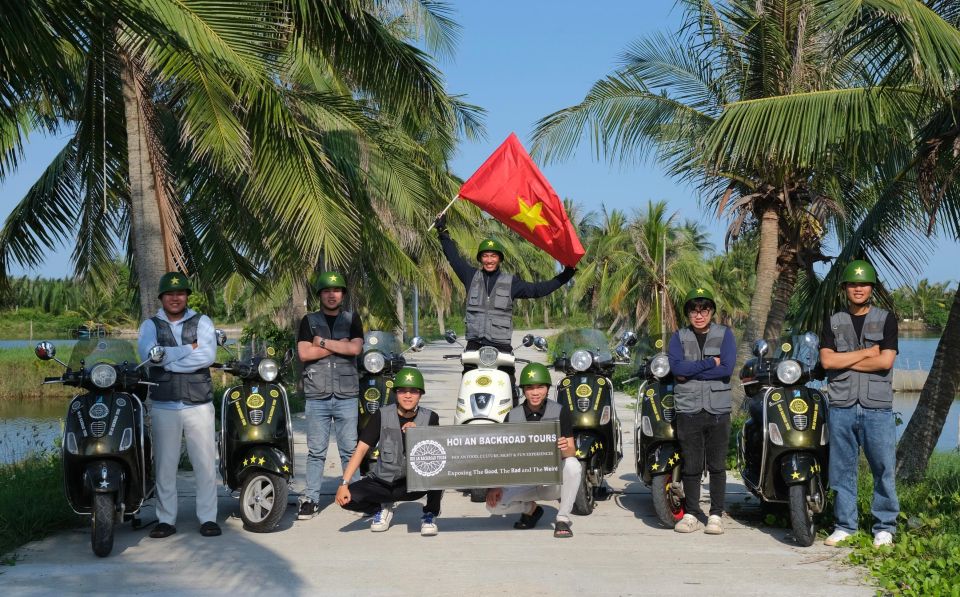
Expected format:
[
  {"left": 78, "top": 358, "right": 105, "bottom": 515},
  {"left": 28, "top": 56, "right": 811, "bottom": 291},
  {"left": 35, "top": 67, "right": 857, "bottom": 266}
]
[
  {"left": 199, "top": 521, "right": 221, "bottom": 537},
  {"left": 674, "top": 513, "right": 702, "bottom": 533},
  {"left": 370, "top": 505, "right": 393, "bottom": 532},
  {"left": 298, "top": 499, "right": 320, "bottom": 520},
  {"left": 873, "top": 531, "right": 894, "bottom": 547},
  {"left": 824, "top": 529, "right": 853, "bottom": 547},
  {"left": 704, "top": 514, "right": 724, "bottom": 535},
  {"left": 420, "top": 512, "right": 438, "bottom": 536}
]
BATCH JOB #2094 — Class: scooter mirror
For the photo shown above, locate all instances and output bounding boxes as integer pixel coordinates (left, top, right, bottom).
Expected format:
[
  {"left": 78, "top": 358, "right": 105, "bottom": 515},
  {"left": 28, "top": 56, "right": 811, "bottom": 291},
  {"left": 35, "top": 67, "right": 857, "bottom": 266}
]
[
  {"left": 444, "top": 331, "right": 458, "bottom": 344},
  {"left": 35, "top": 341, "right": 56, "bottom": 361},
  {"left": 521, "top": 334, "right": 534, "bottom": 347},
  {"left": 620, "top": 331, "right": 638, "bottom": 347},
  {"left": 753, "top": 339, "right": 769, "bottom": 358},
  {"left": 802, "top": 331, "right": 819, "bottom": 348},
  {"left": 614, "top": 344, "right": 631, "bottom": 361},
  {"left": 215, "top": 329, "right": 227, "bottom": 346},
  {"left": 534, "top": 337, "right": 548, "bottom": 352},
  {"left": 409, "top": 336, "right": 425, "bottom": 352},
  {"left": 148, "top": 345, "right": 166, "bottom": 364}
]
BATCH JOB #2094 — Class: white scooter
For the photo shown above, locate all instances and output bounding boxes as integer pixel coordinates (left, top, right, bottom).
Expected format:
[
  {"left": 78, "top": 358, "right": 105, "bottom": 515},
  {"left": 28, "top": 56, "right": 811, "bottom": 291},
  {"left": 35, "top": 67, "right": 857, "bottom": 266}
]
[{"left": 443, "top": 331, "right": 547, "bottom": 501}]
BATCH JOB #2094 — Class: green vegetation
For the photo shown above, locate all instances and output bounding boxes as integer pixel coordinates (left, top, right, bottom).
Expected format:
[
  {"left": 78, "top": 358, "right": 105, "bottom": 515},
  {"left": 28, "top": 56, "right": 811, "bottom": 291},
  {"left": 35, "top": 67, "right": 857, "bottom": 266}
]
[
  {"left": 892, "top": 280, "right": 957, "bottom": 332},
  {"left": 0, "top": 309, "right": 86, "bottom": 341},
  {"left": 0, "top": 349, "right": 74, "bottom": 401}
]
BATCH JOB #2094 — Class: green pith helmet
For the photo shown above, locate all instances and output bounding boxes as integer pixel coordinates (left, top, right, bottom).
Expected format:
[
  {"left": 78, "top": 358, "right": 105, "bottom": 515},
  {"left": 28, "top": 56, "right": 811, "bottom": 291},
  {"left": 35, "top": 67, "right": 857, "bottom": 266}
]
[
  {"left": 316, "top": 271, "right": 347, "bottom": 292},
  {"left": 841, "top": 260, "right": 877, "bottom": 285},
  {"left": 393, "top": 367, "right": 425, "bottom": 393},
  {"left": 476, "top": 238, "right": 505, "bottom": 262},
  {"left": 684, "top": 286, "right": 715, "bottom": 304},
  {"left": 157, "top": 272, "right": 192, "bottom": 298},
  {"left": 519, "top": 362, "right": 552, "bottom": 386}
]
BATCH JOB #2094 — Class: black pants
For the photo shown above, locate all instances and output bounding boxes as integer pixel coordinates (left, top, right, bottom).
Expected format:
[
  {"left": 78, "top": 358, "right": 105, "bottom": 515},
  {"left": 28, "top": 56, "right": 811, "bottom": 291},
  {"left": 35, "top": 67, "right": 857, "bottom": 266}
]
[
  {"left": 341, "top": 476, "right": 442, "bottom": 516},
  {"left": 676, "top": 411, "right": 731, "bottom": 517}
]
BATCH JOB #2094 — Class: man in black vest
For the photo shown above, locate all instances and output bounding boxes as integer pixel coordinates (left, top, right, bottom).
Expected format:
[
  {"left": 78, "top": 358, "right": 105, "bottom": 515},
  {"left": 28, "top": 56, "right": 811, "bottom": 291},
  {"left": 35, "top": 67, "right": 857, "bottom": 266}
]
[
  {"left": 820, "top": 260, "right": 899, "bottom": 548},
  {"left": 485, "top": 362, "right": 580, "bottom": 538},
  {"left": 335, "top": 367, "right": 442, "bottom": 536},
  {"left": 297, "top": 271, "right": 364, "bottom": 519},
  {"left": 137, "top": 272, "right": 220, "bottom": 538}
]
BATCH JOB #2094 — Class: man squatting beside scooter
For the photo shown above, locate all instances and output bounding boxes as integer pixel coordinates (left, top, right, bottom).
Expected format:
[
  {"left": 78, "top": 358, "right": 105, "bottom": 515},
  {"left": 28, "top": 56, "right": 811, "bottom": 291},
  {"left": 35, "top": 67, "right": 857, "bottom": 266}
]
[
  {"left": 667, "top": 287, "right": 736, "bottom": 535},
  {"left": 336, "top": 367, "right": 442, "bottom": 536},
  {"left": 820, "top": 260, "right": 900, "bottom": 548},
  {"left": 137, "top": 272, "right": 221, "bottom": 538},
  {"left": 485, "top": 362, "right": 581, "bottom": 538},
  {"left": 297, "top": 272, "right": 364, "bottom": 519}
]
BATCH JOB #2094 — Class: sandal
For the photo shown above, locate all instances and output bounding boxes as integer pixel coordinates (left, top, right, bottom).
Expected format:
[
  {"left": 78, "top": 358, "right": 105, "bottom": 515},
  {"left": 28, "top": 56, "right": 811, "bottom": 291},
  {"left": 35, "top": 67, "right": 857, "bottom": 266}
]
[
  {"left": 554, "top": 521, "right": 573, "bottom": 538},
  {"left": 513, "top": 505, "right": 544, "bottom": 529}
]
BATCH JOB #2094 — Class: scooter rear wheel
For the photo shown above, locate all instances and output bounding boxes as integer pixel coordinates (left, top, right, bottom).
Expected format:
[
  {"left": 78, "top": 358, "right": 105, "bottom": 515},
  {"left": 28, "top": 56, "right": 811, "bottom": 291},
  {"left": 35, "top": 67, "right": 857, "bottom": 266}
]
[
  {"left": 651, "top": 473, "right": 684, "bottom": 527},
  {"left": 240, "top": 472, "right": 288, "bottom": 532},
  {"left": 91, "top": 492, "right": 117, "bottom": 557},
  {"left": 789, "top": 483, "right": 816, "bottom": 547}
]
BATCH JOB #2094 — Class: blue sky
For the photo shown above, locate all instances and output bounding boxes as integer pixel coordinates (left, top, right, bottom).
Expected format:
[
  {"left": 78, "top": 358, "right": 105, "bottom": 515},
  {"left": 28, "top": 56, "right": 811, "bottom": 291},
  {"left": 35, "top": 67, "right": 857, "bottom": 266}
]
[{"left": 1, "top": 1, "right": 957, "bottom": 285}]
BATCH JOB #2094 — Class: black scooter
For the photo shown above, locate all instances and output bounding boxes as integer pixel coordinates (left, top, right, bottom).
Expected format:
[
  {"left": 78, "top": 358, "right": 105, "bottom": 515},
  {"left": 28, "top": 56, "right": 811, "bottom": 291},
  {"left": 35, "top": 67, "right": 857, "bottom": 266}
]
[
  {"left": 216, "top": 331, "right": 294, "bottom": 532},
  {"left": 358, "top": 332, "right": 424, "bottom": 474},
  {"left": 738, "top": 332, "right": 829, "bottom": 546},
  {"left": 552, "top": 329, "right": 636, "bottom": 514},
  {"left": 36, "top": 338, "right": 164, "bottom": 557},
  {"left": 629, "top": 334, "right": 685, "bottom": 527}
]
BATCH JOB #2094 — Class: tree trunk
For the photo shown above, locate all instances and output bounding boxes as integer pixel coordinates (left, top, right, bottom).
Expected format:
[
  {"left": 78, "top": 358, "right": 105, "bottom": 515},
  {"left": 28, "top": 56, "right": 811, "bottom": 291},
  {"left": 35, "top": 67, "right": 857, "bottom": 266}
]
[
  {"left": 290, "top": 275, "right": 308, "bottom": 327},
  {"left": 895, "top": 284, "right": 960, "bottom": 482},
  {"left": 121, "top": 60, "right": 170, "bottom": 320},
  {"left": 763, "top": 250, "right": 798, "bottom": 340},
  {"left": 733, "top": 205, "right": 780, "bottom": 411},
  {"left": 437, "top": 305, "right": 446, "bottom": 335},
  {"left": 543, "top": 302, "right": 550, "bottom": 328},
  {"left": 394, "top": 287, "right": 405, "bottom": 344}
]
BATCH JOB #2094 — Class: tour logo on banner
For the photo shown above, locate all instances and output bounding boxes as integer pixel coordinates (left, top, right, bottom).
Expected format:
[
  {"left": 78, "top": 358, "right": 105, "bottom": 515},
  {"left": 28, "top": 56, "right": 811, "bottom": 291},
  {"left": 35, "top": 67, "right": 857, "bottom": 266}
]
[{"left": 405, "top": 422, "right": 562, "bottom": 491}]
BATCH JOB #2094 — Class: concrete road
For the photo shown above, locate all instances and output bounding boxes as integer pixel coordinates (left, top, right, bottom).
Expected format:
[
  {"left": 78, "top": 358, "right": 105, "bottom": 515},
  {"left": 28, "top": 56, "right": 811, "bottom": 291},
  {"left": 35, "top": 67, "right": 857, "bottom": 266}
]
[{"left": 3, "top": 331, "right": 872, "bottom": 596}]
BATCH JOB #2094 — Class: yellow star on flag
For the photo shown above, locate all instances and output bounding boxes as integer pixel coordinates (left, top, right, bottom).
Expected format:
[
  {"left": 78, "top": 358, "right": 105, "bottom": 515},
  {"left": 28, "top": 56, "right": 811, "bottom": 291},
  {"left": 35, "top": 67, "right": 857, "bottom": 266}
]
[
  {"left": 791, "top": 471, "right": 801, "bottom": 480},
  {"left": 854, "top": 267, "right": 864, "bottom": 276},
  {"left": 511, "top": 196, "right": 549, "bottom": 232}
]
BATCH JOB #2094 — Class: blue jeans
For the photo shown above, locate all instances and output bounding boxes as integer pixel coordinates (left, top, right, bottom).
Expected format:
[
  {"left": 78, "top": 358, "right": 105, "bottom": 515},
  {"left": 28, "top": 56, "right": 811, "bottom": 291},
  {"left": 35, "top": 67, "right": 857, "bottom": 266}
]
[
  {"left": 304, "top": 396, "right": 359, "bottom": 502},
  {"left": 828, "top": 404, "right": 900, "bottom": 534}
]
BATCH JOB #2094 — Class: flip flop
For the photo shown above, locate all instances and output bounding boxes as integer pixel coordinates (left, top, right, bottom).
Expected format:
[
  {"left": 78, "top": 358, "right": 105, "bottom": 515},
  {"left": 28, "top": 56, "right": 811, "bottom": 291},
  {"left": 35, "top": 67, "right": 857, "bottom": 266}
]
[
  {"left": 554, "top": 521, "right": 573, "bottom": 538},
  {"left": 513, "top": 505, "right": 544, "bottom": 529}
]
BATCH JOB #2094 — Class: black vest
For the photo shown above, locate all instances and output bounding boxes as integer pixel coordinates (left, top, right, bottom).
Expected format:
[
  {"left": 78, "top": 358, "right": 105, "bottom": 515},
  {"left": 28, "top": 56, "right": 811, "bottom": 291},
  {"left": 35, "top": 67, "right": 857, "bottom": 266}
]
[
  {"left": 147, "top": 313, "right": 213, "bottom": 405},
  {"left": 302, "top": 310, "right": 360, "bottom": 398},
  {"left": 369, "top": 404, "right": 434, "bottom": 484}
]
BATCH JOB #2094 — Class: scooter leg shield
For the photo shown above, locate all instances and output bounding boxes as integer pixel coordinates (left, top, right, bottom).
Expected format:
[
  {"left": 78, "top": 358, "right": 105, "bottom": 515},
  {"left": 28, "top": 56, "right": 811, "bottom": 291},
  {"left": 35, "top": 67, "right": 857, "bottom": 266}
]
[
  {"left": 780, "top": 452, "right": 820, "bottom": 485},
  {"left": 235, "top": 446, "right": 292, "bottom": 479},
  {"left": 83, "top": 460, "right": 126, "bottom": 495},
  {"left": 647, "top": 443, "right": 682, "bottom": 477}
]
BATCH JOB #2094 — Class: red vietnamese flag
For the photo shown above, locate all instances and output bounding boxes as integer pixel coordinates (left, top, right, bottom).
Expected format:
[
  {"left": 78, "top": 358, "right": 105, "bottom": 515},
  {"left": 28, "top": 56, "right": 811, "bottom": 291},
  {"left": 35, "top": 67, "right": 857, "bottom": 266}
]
[{"left": 458, "top": 133, "right": 585, "bottom": 267}]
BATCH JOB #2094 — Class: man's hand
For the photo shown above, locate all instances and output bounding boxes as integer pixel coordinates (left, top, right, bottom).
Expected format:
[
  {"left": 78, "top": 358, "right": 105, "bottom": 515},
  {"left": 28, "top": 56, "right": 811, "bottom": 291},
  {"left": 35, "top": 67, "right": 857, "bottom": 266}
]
[
  {"left": 713, "top": 356, "right": 721, "bottom": 367},
  {"left": 191, "top": 342, "right": 198, "bottom": 350},
  {"left": 485, "top": 487, "right": 503, "bottom": 508},
  {"left": 335, "top": 484, "right": 351, "bottom": 506},
  {"left": 558, "top": 437, "right": 576, "bottom": 458},
  {"left": 865, "top": 344, "right": 880, "bottom": 357},
  {"left": 401, "top": 421, "right": 417, "bottom": 433},
  {"left": 434, "top": 213, "right": 447, "bottom": 233}
]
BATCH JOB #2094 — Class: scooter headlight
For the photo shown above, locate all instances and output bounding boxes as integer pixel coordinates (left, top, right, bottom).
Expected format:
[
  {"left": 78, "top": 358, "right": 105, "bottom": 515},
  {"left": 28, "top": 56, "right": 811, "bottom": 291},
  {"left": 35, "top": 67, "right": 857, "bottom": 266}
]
[
  {"left": 570, "top": 350, "right": 593, "bottom": 372},
  {"left": 650, "top": 354, "right": 671, "bottom": 379},
  {"left": 363, "top": 352, "right": 385, "bottom": 374},
  {"left": 258, "top": 359, "right": 279, "bottom": 382},
  {"left": 90, "top": 363, "right": 117, "bottom": 389},
  {"left": 776, "top": 359, "right": 802, "bottom": 385},
  {"left": 478, "top": 346, "right": 499, "bottom": 368}
]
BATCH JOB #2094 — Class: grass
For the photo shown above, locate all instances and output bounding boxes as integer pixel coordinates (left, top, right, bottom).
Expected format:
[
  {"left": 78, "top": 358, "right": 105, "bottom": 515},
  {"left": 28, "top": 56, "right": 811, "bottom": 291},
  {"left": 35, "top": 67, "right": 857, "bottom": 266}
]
[
  {"left": 0, "top": 349, "right": 75, "bottom": 401},
  {"left": 0, "top": 309, "right": 87, "bottom": 340}
]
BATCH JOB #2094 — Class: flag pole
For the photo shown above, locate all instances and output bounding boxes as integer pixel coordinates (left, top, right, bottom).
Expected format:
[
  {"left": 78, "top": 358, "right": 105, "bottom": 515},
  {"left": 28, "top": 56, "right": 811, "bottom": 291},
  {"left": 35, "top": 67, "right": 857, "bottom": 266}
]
[{"left": 426, "top": 193, "right": 460, "bottom": 231}]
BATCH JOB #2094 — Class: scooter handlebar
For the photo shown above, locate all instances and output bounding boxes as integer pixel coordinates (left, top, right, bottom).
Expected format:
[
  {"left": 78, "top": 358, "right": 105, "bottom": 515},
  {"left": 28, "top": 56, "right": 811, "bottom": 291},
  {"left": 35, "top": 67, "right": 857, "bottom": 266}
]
[
  {"left": 43, "top": 377, "right": 65, "bottom": 384},
  {"left": 442, "top": 354, "right": 461, "bottom": 360}
]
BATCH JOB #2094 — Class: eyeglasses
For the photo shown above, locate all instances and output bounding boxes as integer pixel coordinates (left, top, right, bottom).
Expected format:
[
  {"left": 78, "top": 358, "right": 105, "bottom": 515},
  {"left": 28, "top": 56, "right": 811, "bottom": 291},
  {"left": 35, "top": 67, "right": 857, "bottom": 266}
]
[{"left": 688, "top": 308, "right": 713, "bottom": 317}]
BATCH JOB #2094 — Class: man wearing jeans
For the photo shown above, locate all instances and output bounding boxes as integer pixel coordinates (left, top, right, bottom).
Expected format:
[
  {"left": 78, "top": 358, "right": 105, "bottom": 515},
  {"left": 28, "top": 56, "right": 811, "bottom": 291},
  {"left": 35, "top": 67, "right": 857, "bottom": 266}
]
[
  {"left": 821, "top": 260, "right": 899, "bottom": 548},
  {"left": 667, "top": 286, "right": 736, "bottom": 535},
  {"left": 297, "top": 271, "right": 364, "bottom": 519}
]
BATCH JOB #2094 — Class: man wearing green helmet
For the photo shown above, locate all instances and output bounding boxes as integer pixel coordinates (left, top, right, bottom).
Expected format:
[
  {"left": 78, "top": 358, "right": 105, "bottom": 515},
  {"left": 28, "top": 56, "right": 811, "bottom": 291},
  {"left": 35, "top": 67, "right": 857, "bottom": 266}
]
[
  {"left": 296, "top": 271, "right": 364, "bottom": 520},
  {"left": 484, "top": 362, "right": 580, "bottom": 538},
  {"left": 667, "top": 286, "right": 736, "bottom": 535},
  {"left": 137, "top": 272, "right": 221, "bottom": 538},
  {"left": 336, "top": 366, "right": 443, "bottom": 536},
  {"left": 820, "top": 259, "right": 899, "bottom": 548}
]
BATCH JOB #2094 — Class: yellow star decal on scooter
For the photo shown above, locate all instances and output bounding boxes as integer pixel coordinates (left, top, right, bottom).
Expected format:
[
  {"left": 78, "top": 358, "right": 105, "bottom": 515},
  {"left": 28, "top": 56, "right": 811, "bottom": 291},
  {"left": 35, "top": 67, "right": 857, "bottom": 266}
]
[
  {"left": 651, "top": 462, "right": 660, "bottom": 471},
  {"left": 673, "top": 453, "right": 680, "bottom": 461},
  {"left": 791, "top": 471, "right": 801, "bottom": 480},
  {"left": 242, "top": 458, "right": 248, "bottom": 466},
  {"left": 282, "top": 464, "right": 290, "bottom": 472},
  {"left": 667, "top": 458, "right": 675, "bottom": 466},
  {"left": 258, "top": 457, "right": 266, "bottom": 466},
  {"left": 575, "top": 449, "right": 584, "bottom": 458}
]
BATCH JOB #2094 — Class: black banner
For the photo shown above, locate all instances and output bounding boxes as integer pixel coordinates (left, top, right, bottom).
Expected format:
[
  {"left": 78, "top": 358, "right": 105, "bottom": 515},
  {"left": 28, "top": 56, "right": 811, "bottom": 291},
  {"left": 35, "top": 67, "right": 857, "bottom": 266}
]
[{"left": 404, "top": 422, "right": 562, "bottom": 491}]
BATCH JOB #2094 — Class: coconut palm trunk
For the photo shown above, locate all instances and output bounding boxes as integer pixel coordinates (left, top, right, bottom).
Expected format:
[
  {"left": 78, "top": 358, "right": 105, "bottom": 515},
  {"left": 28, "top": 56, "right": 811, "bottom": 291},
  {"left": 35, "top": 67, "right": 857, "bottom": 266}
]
[
  {"left": 895, "top": 284, "right": 960, "bottom": 482},
  {"left": 121, "top": 59, "right": 172, "bottom": 320},
  {"left": 764, "top": 249, "right": 798, "bottom": 340}
]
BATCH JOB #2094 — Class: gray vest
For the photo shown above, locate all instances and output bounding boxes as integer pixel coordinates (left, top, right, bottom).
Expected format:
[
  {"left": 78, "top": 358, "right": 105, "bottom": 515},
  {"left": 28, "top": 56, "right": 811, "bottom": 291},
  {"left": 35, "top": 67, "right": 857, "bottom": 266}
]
[
  {"left": 674, "top": 324, "right": 732, "bottom": 414},
  {"left": 507, "top": 400, "right": 562, "bottom": 424},
  {"left": 147, "top": 314, "right": 213, "bottom": 405},
  {"left": 302, "top": 310, "right": 359, "bottom": 399},
  {"left": 369, "top": 404, "right": 434, "bottom": 484},
  {"left": 465, "top": 270, "right": 514, "bottom": 345},
  {"left": 826, "top": 307, "right": 894, "bottom": 408}
]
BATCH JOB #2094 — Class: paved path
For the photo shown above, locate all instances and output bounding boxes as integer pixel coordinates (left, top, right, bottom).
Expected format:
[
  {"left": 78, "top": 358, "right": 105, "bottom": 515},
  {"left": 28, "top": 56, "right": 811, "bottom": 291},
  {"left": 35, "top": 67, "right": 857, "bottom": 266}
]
[{"left": 4, "top": 331, "right": 872, "bottom": 596}]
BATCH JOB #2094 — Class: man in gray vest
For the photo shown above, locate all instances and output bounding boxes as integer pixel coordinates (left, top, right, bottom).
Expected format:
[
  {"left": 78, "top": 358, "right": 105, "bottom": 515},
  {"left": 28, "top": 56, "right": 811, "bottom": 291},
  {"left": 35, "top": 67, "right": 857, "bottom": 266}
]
[
  {"left": 821, "top": 259, "right": 899, "bottom": 548},
  {"left": 137, "top": 272, "right": 220, "bottom": 538},
  {"left": 485, "top": 362, "right": 581, "bottom": 538},
  {"left": 335, "top": 367, "right": 442, "bottom": 536},
  {"left": 667, "top": 286, "right": 736, "bottom": 535},
  {"left": 297, "top": 271, "right": 364, "bottom": 519}
]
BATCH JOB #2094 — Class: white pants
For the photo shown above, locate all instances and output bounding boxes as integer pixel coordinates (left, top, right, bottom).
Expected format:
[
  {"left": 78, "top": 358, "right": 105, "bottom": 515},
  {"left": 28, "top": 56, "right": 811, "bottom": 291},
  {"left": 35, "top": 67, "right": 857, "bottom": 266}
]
[
  {"left": 487, "top": 457, "right": 582, "bottom": 523},
  {"left": 151, "top": 403, "right": 218, "bottom": 525}
]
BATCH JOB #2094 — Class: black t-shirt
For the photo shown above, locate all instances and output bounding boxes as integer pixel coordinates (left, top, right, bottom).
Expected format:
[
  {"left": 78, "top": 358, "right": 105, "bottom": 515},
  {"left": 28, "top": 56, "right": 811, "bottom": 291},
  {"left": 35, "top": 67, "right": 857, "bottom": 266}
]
[
  {"left": 520, "top": 401, "right": 573, "bottom": 437},
  {"left": 691, "top": 327, "right": 708, "bottom": 354},
  {"left": 297, "top": 311, "right": 364, "bottom": 366},
  {"left": 358, "top": 409, "right": 441, "bottom": 450},
  {"left": 821, "top": 310, "right": 899, "bottom": 353}
]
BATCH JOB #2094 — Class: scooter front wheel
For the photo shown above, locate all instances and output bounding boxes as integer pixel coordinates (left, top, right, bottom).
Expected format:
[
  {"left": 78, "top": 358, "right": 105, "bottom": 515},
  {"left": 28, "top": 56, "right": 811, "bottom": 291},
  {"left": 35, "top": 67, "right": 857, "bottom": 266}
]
[
  {"left": 651, "top": 473, "right": 684, "bottom": 527},
  {"left": 239, "top": 472, "right": 288, "bottom": 532},
  {"left": 572, "top": 465, "right": 595, "bottom": 515},
  {"left": 91, "top": 492, "right": 117, "bottom": 557},
  {"left": 789, "top": 484, "right": 816, "bottom": 547}
]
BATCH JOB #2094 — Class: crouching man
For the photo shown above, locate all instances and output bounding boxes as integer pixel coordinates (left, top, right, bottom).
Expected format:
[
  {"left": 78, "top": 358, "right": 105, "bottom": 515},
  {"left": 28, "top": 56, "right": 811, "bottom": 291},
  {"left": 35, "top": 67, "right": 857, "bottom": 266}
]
[
  {"left": 485, "top": 362, "right": 581, "bottom": 538},
  {"left": 335, "top": 367, "right": 442, "bottom": 536}
]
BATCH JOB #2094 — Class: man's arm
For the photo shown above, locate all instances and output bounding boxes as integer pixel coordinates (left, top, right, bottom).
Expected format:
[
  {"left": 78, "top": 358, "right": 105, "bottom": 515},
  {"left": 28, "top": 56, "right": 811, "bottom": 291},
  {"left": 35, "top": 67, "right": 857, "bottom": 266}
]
[
  {"left": 439, "top": 231, "right": 476, "bottom": 288},
  {"left": 511, "top": 267, "right": 575, "bottom": 299},
  {"left": 849, "top": 349, "right": 896, "bottom": 372},
  {"left": 137, "top": 319, "right": 191, "bottom": 364},
  {"left": 697, "top": 328, "right": 737, "bottom": 380},
  {"left": 166, "top": 315, "right": 217, "bottom": 372},
  {"left": 334, "top": 440, "right": 372, "bottom": 506},
  {"left": 819, "top": 345, "right": 880, "bottom": 370},
  {"left": 667, "top": 333, "right": 714, "bottom": 378}
]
